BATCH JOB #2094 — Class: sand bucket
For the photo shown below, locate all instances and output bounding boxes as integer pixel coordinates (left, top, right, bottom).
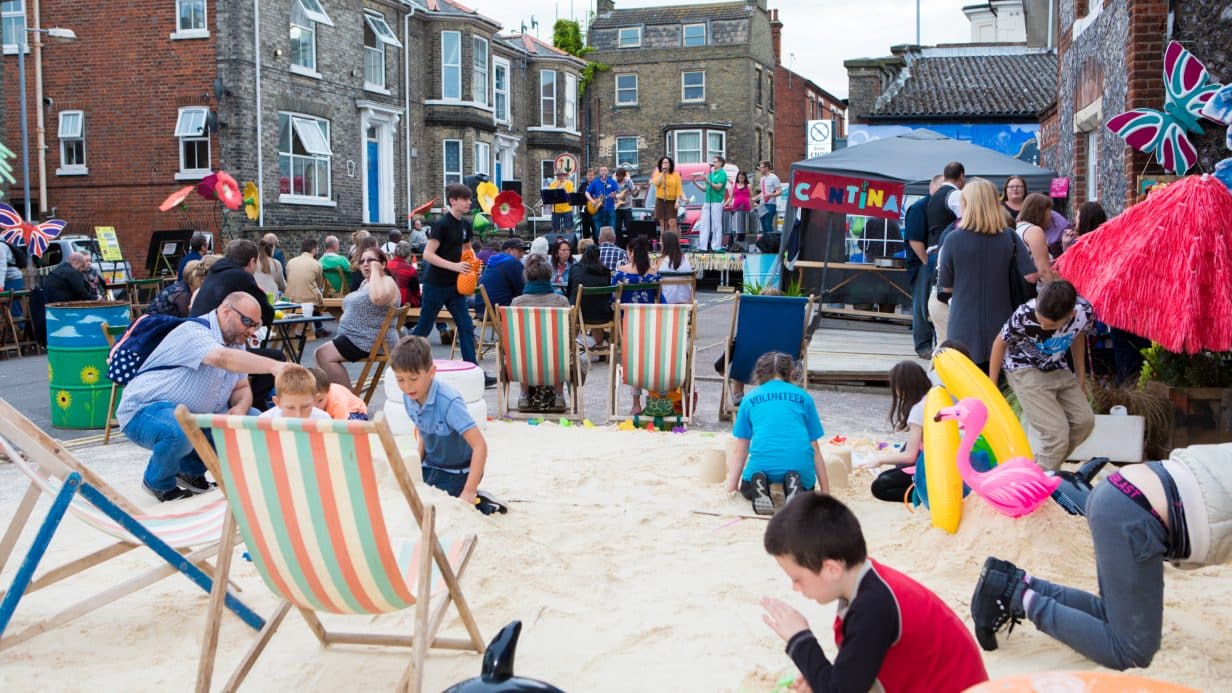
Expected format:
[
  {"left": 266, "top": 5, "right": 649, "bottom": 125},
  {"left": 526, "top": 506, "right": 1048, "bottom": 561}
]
[
  {"left": 46, "top": 301, "right": 130, "bottom": 429},
  {"left": 699, "top": 448, "right": 726, "bottom": 483}
]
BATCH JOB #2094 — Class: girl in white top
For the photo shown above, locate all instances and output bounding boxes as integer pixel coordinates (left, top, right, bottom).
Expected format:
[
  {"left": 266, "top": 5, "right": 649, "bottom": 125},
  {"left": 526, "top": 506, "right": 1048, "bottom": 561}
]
[
  {"left": 655, "top": 230, "right": 694, "bottom": 304},
  {"left": 1014, "top": 193, "right": 1056, "bottom": 287},
  {"left": 856, "top": 361, "right": 932, "bottom": 503},
  {"left": 254, "top": 239, "right": 286, "bottom": 295}
]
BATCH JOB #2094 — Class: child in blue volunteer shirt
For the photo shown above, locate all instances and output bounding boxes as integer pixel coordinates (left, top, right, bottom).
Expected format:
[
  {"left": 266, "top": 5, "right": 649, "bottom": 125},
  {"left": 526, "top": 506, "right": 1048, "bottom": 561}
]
[{"left": 725, "top": 352, "right": 829, "bottom": 515}]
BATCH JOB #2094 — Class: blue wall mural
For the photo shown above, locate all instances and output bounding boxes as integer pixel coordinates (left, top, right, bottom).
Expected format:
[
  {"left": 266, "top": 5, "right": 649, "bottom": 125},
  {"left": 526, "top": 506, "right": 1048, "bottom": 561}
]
[{"left": 847, "top": 123, "right": 1041, "bottom": 164}]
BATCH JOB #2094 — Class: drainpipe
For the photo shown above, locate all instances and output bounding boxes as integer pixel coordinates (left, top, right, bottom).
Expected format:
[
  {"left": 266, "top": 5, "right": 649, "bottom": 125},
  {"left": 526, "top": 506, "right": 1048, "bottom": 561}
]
[
  {"left": 1046, "top": 0, "right": 1054, "bottom": 50},
  {"left": 254, "top": 0, "right": 264, "bottom": 225},
  {"left": 405, "top": 5, "right": 415, "bottom": 229}
]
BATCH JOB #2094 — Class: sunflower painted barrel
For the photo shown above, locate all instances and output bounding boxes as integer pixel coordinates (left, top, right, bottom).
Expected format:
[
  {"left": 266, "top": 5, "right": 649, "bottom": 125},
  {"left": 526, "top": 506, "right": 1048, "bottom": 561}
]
[{"left": 46, "top": 301, "right": 130, "bottom": 429}]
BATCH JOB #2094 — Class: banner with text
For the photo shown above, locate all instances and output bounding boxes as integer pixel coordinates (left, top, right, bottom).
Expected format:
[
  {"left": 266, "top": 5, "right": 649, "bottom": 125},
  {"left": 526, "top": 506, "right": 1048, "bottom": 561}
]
[{"left": 789, "top": 170, "right": 905, "bottom": 220}]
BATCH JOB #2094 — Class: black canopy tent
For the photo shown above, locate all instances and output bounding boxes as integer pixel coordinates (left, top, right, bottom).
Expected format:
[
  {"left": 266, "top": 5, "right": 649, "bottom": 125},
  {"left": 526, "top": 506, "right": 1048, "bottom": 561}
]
[{"left": 781, "top": 130, "right": 1058, "bottom": 315}]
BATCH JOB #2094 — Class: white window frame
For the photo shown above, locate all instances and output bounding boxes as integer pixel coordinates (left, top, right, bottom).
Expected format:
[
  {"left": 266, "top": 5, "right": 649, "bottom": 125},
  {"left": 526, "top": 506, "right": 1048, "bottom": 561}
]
[
  {"left": 472, "top": 36, "right": 489, "bottom": 105},
  {"left": 1085, "top": 131, "right": 1099, "bottom": 202},
  {"left": 682, "top": 22, "right": 706, "bottom": 47},
  {"left": 363, "top": 11, "right": 401, "bottom": 93},
  {"left": 540, "top": 69, "right": 557, "bottom": 128},
  {"left": 175, "top": 106, "right": 211, "bottom": 179},
  {"left": 707, "top": 130, "right": 726, "bottom": 160},
  {"left": 441, "top": 30, "right": 461, "bottom": 100},
  {"left": 289, "top": 0, "right": 321, "bottom": 77},
  {"left": 617, "top": 26, "right": 641, "bottom": 48},
  {"left": 493, "top": 57, "right": 511, "bottom": 124},
  {"left": 2, "top": 0, "right": 26, "bottom": 54},
  {"left": 615, "top": 73, "right": 638, "bottom": 106},
  {"left": 615, "top": 136, "right": 638, "bottom": 171},
  {"left": 171, "top": 0, "right": 208, "bottom": 40},
  {"left": 56, "top": 110, "right": 86, "bottom": 175},
  {"left": 294, "top": 0, "right": 333, "bottom": 26},
  {"left": 681, "top": 70, "right": 705, "bottom": 103},
  {"left": 540, "top": 159, "right": 556, "bottom": 194},
  {"left": 277, "top": 111, "right": 333, "bottom": 203},
  {"left": 443, "top": 139, "right": 463, "bottom": 186},
  {"left": 670, "top": 130, "right": 702, "bottom": 164},
  {"left": 474, "top": 141, "right": 491, "bottom": 177},
  {"left": 563, "top": 72, "right": 577, "bottom": 131}
]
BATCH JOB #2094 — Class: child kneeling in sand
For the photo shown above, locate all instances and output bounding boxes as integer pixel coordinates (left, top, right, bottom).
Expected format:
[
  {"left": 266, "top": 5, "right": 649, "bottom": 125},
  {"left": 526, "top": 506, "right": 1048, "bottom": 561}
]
[
  {"left": 259, "top": 365, "right": 331, "bottom": 420},
  {"left": 390, "top": 335, "right": 503, "bottom": 515},
  {"left": 725, "top": 352, "right": 828, "bottom": 515},
  {"left": 761, "top": 494, "right": 989, "bottom": 691},
  {"left": 308, "top": 366, "right": 369, "bottom": 420}
]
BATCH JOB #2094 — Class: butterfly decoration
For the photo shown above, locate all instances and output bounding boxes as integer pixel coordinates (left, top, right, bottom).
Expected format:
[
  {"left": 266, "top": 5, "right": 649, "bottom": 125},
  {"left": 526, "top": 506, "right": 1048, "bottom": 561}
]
[
  {"left": 0, "top": 202, "right": 66, "bottom": 258},
  {"left": 1198, "top": 83, "right": 1232, "bottom": 192},
  {"left": 1106, "top": 41, "right": 1222, "bottom": 175}
]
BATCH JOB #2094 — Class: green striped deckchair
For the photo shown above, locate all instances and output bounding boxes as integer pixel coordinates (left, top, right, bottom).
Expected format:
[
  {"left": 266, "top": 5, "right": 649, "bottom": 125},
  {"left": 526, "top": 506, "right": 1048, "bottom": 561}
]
[
  {"left": 495, "top": 305, "right": 581, "bottom": 418},
  {"left": 609, "top": 302, "right": 697, "bottom": 424},
  {"left": 177, "top": 409, "right": 485, "bottom": 693}
]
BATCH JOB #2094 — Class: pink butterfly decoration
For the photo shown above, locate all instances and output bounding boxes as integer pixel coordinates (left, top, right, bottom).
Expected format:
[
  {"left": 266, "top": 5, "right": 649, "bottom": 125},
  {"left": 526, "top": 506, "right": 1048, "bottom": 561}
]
[{"left": 0, "top": 202, "right": 65, "bottom": 258}]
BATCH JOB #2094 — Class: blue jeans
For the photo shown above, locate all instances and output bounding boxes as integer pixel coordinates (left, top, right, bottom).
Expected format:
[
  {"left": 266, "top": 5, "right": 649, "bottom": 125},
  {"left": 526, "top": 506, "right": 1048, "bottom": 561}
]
[
  {"left": 412, "top": 283, "right": 477, "bottom": 363},
  {"left": 422, "top": 465, "right": 468, "bottom": 497},
  {"left": 123, "top": 401, "right": 207, "bottom": 492},
  {"left": 908, "top": 265, "right": 934, "bottom": 353},
  {"left": 759, "top": 203, "right": 777, "bottom": 235},
  {"left": 593, "top": 207, "right": 614, "bottom": 229},
  {"left": 551, "top": 211, "right": 574, "bottom": 232},
  {"left": 5, "top": 275, "right": 23, "bottom": 317}
]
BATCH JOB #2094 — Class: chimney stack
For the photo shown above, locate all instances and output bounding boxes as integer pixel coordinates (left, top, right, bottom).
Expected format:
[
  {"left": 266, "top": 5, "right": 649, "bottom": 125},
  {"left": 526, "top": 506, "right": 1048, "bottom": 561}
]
[
  {"left": 769, "top": 8, "right": 783, "bottom": 65},
  {"left": 597, "top": 0, "right": 615, "bottom": 14}
]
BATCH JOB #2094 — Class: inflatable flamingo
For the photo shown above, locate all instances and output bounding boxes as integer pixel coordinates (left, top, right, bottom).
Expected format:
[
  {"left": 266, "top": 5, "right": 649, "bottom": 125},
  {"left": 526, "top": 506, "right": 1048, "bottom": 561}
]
[{"left": 935, "top": 398, "right": 1060, "bottom": 518}]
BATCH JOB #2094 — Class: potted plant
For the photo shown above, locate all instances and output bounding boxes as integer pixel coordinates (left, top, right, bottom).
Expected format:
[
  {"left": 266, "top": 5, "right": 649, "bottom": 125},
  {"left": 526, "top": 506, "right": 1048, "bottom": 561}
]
[{"left": 1138, "top": 344, "right": 1232, "bottom": 449}]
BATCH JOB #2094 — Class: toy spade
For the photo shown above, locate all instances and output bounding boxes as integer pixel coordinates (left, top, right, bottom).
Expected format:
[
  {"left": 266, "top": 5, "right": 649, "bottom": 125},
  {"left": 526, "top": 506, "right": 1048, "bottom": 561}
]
[{"left": 443, "top": 621, "right": 565, "bottom": 692}]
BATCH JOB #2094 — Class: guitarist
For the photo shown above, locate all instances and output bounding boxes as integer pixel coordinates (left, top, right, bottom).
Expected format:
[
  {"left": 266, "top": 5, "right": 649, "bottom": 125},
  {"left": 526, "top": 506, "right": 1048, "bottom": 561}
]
[
  {"left": 579, "top": 168, "right": 597, "bottom": 239},
  {"left": 612, "top": 167, "right": 638, "bottom": 247},
  {"left": 585, "top": 165, "right": 619, "bottom": 232}
]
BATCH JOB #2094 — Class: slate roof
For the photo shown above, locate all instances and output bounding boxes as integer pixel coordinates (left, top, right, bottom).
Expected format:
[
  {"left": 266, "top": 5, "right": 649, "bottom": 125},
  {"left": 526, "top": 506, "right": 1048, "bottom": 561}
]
[
  {"left": 591, "top": 2, "right": 753, "bottom": 29},
  {"left": 421, "top": 0, "right": 501, "bottom": 27},
  {"left": 500, "top": 33, "right": 586, "bottom": 65},
  {"left": 871, "top": 51, "right": 1057, "bottom": 119}
]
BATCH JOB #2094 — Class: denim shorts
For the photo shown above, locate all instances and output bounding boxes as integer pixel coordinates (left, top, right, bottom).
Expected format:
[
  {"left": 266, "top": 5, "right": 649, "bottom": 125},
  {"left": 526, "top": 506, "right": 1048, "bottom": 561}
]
[{"left": 422, "top": 465, "right": 469, "bottom": 497}]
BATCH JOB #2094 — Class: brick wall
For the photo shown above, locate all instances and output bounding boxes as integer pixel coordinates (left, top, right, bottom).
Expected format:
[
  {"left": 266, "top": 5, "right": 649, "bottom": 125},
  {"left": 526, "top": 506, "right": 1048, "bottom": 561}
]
[{"left": 1175, "top": 0, "right": 1232, "bottom": 175}]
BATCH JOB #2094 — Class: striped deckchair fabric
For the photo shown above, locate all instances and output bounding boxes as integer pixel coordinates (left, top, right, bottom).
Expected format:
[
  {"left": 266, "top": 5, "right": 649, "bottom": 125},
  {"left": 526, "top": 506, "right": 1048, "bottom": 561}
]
[
  {"left": 619, "top": 304, "right": 693, "bottom": 394},
  {"left": 500, "top": 307, "right": 571, "bottom": 387}
]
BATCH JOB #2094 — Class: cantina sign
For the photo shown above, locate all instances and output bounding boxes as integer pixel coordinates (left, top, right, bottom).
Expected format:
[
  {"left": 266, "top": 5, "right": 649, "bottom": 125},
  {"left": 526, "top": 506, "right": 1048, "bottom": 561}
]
[{"left": 790, "top": 170, "right": 905, "bottom": 220}]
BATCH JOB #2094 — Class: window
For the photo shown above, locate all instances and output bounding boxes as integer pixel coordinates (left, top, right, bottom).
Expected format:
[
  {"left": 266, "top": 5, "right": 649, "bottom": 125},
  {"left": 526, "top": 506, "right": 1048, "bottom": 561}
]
[
  {"left": 541, "top": 160, "right": 555, "bottom": 193},
  {"left": 540, "top": 69, "right": 556, "bottom": 127},
  {"left": 57, "top": 110, "right": 85, "bottom": 173},
  {"left": 175, "top": 107, "right": 210, "bottom": 177},
  {"left": 754, "top": 67, "right": 762, "bottom": 107},
  {"left": 277, "top": 112, "right": 332, "bottom": 200},
  {"left": 441, "top": 31, "right": 461, "bottom": 100},
  {"left": 707, "top": 131, "right": 726, "bottom": 160},
  {"left": 472, "top": 36, "right": 488, "bottom": 105},
  {"left": 443, "top": 139, "right": 463, "bottom": 185},
  {"left": 768, "top": 74, "right": 774, "bottom": 110},
  {"left": 289, "top": 0, "right": 328, "bottom": 74},
  {"left": 474, "top": 142, "right": 490, "bottom": 177},
  {"left": 294, "top": 0, "right": 333, "bottom": 25},
  {"left": 564, "top": 73, "right": 577, "bottom": 131},
  {"left": 363, "top": 11, "right": 401, "bottom": 90},
  {"left": 173, "top": 0, "right": 207, "bottom": 38},
  {"left": 2, "top": 0, "right": 24, "bottom": 53},
  {"left": 682, "top": 23, "right": 706, "bottom": 47},
  {"left": 615, "top": 73, "right": 638, "bottom": 106},
  {"left": 1085, "top": 131, "right": 1099, "bottom": 202},
  {"left": 494, "top": 58, "right": 510, "bottom": 123},
  {"left": 617, "top": 26, "right": 641, "bottom": 48},
  {"left": 755, "top": 128, "right": 762, "bottom": 162},
  {"left": 681, "top": 70, "right": 705, "bottom": 102},
  {"left": 671, "top": 130, "right": 702, "bottom": 164},
  {"left": 615, "top": 137, "right": 638, "bottom": 171}
]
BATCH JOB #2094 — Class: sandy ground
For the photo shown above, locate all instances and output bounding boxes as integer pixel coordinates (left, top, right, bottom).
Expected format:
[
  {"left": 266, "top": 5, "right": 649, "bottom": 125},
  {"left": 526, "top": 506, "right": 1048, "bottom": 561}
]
[{"left": 1, "top": 422, "right": 1229, "bottom": 692}]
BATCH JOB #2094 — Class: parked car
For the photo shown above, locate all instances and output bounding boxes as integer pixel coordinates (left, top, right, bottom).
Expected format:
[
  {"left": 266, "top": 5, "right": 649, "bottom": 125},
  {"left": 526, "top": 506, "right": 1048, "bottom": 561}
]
[{"left": 35, "top": 235, "right": 134, "bottom": 294}]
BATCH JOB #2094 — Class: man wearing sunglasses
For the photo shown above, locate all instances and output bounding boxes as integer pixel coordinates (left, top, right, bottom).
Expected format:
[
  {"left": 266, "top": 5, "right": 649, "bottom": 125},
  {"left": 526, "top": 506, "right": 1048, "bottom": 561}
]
[{"left": 118, "top": 292, "right": 291, "bottom": 502}]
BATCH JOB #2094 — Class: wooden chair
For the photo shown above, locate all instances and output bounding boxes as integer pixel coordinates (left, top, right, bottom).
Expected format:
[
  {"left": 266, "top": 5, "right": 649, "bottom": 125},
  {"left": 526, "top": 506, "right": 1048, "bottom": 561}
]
[
  {"left": 608, "top": 301, "right": 697, "bottom": 425},
  {"left": 126, "top": 278, "right": 164, "bottom": 319},
  {"left": 494, "top": 304, "right": 583, "bottom": 419},
  {"left": 323, "top": 266, "right": 350, "bottom": 298},
  {"left": 177, "top": 409, "right": 485, "bottom": 693},
  {"left": 573, "top": 283, "right": 623, "bottom": 364},
  {"left": 352, "top": 304, "right": 410, "bottom": 405},
  {"left": 0, "top": 397, "right": 263, "bottom": 653},
  {"left": 658, "top": 270, "right": 698, "bottom": 304},
  {"left": 718, "top": 294, "right": 816, "bottom": 421},
  {"left": 0, "top": 291, "right": 20, "bottom": 359},
  {"left": 449, "top": 285, "right": 496, "bottom": 361},
  {"left": 99, "top": 321, "right": 129, "bottom": 444}
]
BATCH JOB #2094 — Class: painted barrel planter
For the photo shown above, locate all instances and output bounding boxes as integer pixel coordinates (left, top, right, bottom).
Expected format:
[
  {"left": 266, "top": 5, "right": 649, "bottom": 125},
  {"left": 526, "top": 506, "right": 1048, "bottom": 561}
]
[{"left": 46, "top": 301, "right": 130, "bottom": 429}]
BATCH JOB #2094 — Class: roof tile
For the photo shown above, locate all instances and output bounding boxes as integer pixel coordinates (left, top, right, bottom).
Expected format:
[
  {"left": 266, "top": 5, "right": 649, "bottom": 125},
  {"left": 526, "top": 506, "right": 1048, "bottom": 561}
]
[
  {"left": 591, "top": 2, "right": 751, "bottom": 29},
  {"left": 872, "top": 52, "right": 1056, "bottom": 118}
]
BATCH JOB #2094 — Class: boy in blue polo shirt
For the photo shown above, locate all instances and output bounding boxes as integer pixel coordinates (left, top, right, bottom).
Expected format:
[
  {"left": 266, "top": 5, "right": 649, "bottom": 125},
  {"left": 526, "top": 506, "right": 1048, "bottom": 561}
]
[{"left": 390, "top": 335, "right": 504, "bottom": 514}]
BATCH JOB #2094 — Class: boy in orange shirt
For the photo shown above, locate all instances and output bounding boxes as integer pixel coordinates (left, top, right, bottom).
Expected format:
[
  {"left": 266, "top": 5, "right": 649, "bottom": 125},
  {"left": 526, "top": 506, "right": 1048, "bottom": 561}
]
[{"left": 308, "top": 366, "right": 369, "bottom": 420}]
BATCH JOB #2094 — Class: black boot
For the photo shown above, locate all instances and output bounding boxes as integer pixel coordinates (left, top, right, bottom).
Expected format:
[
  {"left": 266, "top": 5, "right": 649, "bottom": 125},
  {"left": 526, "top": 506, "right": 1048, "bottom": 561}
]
[{"left": 971, "top": 556, "right": 1027, "bottom": 651}]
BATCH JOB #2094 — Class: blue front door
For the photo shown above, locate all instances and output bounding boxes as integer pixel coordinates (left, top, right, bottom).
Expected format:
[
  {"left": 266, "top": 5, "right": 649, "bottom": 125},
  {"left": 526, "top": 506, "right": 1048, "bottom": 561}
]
[{"left": 366, "top": 137, "right": 379, "bottom": 222}]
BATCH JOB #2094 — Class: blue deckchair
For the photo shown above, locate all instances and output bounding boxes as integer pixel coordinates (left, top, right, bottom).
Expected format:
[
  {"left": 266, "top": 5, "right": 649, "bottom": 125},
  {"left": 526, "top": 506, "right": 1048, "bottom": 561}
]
[{"left": 719, "top": 294, "right": 816, "bottom": 420}]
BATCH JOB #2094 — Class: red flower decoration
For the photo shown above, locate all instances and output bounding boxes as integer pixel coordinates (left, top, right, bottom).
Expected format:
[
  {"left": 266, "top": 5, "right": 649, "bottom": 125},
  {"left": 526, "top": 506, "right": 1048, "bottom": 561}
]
[
  {"left": 215, "top": 171, "right": 242, "bottom": 210},
  {"left": 196, "top": 173, "right": 218, "bottom": 201}
]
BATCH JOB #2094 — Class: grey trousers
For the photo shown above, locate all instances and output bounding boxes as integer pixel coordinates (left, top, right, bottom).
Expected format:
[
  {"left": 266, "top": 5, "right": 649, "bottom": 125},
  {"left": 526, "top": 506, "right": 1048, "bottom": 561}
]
[{"left": 1026, "top": 481, "right": 1166, "bottom": 669}]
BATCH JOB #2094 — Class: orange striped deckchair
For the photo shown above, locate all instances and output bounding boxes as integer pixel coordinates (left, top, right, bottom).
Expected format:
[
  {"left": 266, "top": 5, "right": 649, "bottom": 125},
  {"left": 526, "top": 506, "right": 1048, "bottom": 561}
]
[
  {"left": 608, "top": 302, "right": 697, "bottom": 425},
  {"left": 494, "top": 305, "right": 582, "bottom": 418},
  {"left": 0, "top": 397, "right": 262, "bottom": 654},
  {"left": 177, "top": 408, "right": 485, "bottom": 693}
]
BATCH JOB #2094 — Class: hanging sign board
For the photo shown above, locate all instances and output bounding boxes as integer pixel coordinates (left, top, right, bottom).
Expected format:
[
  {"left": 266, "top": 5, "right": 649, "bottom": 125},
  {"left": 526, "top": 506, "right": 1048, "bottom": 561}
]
[
  {"left": 789, "top": 170, "right": 904, "bottom": 220},
  {"left": 95, "top": 226, "right": 124, "bottom": 261}
]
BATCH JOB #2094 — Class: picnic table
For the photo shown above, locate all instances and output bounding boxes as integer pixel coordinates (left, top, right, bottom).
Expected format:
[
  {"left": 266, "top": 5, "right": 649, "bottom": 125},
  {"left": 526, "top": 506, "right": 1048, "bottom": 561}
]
[{"left": 260, "top": 312, "right": 335, "bottom": 363}]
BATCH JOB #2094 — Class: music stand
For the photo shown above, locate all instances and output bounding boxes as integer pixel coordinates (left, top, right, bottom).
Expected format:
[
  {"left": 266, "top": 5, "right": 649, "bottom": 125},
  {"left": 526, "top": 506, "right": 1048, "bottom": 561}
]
[
  {"left": 567, "top": 192, "right": 588, "bottom": 208},
  {"left": 541, "top": 188, "right": 567, "bottom": 205}
]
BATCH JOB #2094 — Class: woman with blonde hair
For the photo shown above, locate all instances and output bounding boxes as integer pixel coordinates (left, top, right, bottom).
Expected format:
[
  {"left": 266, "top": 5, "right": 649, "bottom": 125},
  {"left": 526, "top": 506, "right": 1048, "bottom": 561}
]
[
  {"left": 254, "top": 239, "right": 287, "bottom": 295},
  {"left": 936, "top": 178, "right": 1037, "bottom": 370}
]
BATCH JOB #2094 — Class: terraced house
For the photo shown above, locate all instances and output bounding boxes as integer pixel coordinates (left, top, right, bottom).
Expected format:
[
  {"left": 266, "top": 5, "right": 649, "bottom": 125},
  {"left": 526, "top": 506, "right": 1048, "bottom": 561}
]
[{"left": 1, "top": 0, "right": 583, "bottom": 275}]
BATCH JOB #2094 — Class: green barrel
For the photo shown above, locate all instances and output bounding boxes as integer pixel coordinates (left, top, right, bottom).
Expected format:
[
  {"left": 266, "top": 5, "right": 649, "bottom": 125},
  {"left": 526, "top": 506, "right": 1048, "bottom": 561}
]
[{"left": 46, "top": 301, "right": 130, "bottom": 429}]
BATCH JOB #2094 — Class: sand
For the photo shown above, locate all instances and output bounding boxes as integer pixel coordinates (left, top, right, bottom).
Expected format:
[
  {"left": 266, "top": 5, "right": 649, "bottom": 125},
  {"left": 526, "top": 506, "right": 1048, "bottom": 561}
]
[{"left": 1, "top": 422, "right": 1230, "bottom": 691}]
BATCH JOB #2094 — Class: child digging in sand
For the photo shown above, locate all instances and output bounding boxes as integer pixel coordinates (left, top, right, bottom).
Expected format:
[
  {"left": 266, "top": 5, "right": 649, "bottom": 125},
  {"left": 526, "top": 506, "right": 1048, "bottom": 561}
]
[
  {"left": 725, "top": 352, "right": 828, "bottom": 515},
  {"left": 854, "top": 361, "right": 932, "bottom": 503},
  {"left": 259, "top": 365, "right": 331, "bottom": 420},
  {"left": 761, "top": 494, "right": 989, "bottom": 691},
  {"left": 390, "top": 335, "right": 504, "bottom": 515},
  {"left": 307, "top": 366, "right": 369, "bottom": 420}
]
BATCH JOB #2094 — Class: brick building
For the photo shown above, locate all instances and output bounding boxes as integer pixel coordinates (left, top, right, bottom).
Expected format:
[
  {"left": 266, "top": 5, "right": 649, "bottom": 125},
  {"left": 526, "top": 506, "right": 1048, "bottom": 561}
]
[
  {"left": 1041, "top": 0, "right": 1231, "bottom": 215},
  {"left": 585, "top": 0, "right": 775, "bottom": 177},
  {"left": 1, "top": 0, "right": 583, "bottom": 276},
  {"left": 768, "top": 8, "right": 845, "bottom": 170}
]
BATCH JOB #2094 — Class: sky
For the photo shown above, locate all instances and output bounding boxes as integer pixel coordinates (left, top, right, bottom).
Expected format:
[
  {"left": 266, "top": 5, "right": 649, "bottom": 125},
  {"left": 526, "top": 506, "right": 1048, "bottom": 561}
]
[{"left": 481, "top": 0, "right": 975, "bottom": 99}]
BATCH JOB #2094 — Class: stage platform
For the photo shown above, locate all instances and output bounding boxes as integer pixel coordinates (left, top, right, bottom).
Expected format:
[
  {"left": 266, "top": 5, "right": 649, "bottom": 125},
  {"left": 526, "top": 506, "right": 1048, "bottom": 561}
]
[{"left": 806, "top": 325, "right": 927, "bottom": 384}]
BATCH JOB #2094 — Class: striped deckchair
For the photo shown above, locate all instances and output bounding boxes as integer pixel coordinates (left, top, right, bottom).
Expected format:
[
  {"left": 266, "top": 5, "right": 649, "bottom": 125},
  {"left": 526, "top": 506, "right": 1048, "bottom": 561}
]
[
  {"left": 718, "top": 294, "right": 816, "bottom": 421},
  {"left": 177, "top": 408, "right": 485, "bottom": 693},
  {"left": 0, "top": 397, "right": 262, "bottom": 654},
  {"left": 495, "top": 305, "right": 582, "bottom": 418},
  {"left": 609, "top": 302, "right": 697, "bottom": 425}
]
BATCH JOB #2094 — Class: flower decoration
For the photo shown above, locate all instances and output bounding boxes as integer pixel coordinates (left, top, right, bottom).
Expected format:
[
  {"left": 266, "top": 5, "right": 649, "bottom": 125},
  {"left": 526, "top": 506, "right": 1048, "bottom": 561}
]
[
  {"left": 242, "top": 181, "right": 260, "bottom": 221},
  {"left": 159, "top": 185, "right": 195, "bottom": 212},
  {"left": 79, "top": 365, "right": 99, "bottom": 385},
  {"left": 196, "top": 173, "right": 219, "bottom": 201},
  {"left": 491, "top": 191, "right": 525, "bottom": 229},
  {"left": 214, "top": 171, "right": 242, "bottom": 210},
  {"left": 56, "top": 390, "right": 72, "bottom": 410}
]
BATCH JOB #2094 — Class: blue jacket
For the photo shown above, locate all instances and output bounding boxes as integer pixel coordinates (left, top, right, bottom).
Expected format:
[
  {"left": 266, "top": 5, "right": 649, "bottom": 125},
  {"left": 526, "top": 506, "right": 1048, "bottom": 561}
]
[{"left": 480, "top": 252, "right": 525, "bottom": 306}]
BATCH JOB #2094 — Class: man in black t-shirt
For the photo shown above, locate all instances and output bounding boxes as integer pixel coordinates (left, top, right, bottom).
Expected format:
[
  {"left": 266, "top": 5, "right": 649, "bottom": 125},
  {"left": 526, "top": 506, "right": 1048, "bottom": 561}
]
[{"left": 410, "top": 184, "right": 494, "bottom": 385}]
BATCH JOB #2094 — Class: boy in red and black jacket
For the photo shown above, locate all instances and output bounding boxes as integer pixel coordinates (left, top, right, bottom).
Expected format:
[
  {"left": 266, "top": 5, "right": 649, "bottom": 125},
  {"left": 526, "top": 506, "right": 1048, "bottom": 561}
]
[{"left": 761, "top": 495, "right": 988, "bottom": 692}]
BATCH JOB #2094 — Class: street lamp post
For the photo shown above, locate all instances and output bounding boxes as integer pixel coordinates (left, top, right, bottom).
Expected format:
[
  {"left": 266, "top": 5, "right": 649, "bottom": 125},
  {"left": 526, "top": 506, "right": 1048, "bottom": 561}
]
[{"left": 14, "top": 12, "right": 76, "bottom": 222}]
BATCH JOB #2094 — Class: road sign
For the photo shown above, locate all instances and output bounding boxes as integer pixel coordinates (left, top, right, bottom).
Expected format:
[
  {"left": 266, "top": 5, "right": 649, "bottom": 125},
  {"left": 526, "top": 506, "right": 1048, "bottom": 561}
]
[
  {"left": 807, "top": 120, "right": 833, "bottom": 159},
  {"left": 553, "top": 153, "right": 578, "bottom": 178}
]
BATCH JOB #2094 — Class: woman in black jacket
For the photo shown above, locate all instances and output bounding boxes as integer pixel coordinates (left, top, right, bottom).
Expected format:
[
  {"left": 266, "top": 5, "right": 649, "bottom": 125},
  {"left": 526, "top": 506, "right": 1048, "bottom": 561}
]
[{"left": 566, "top": 244, "right": 613, "bottom": 349}]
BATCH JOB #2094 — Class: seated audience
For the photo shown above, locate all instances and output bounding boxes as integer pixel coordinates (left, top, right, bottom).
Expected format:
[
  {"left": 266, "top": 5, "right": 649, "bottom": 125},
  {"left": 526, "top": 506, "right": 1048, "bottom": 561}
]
[{"left": 313, "top": 247, "right": 401, "bottom": 388}]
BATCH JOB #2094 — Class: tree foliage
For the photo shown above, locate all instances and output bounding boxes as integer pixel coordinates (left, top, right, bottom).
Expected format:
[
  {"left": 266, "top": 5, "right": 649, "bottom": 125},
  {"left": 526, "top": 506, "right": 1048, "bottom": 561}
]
[{"left": 552, "top": 19, "right": 607, "bottom": 95}]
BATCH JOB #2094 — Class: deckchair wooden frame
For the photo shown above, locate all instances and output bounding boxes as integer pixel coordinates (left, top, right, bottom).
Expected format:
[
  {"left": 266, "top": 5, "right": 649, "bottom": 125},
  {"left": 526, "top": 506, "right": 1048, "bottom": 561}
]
[
  {"left": 353, "top": 304, "right": 410, "bottom": 405},
  {"left": 100, "top": 321, "right": 128, "bottom": 445},
  {"left": 448, "top": 285, "right": 496, "bottom": 361},
  {"left": 0, "top": 397, "right": 263, "bottom": 654},
  {"left": 658, "top": 270, "right": 698, "bottom": 304},
  {"left": 178, "top": 409, "right": 485, "bottom": 693},
  {"left": 493, "top": 303, "right": 583, "bottom": 419},
  {"left": 573, "top": 283, "right": 621, "bottom": 364},
  {"left": 322, "top": 266, "right": 350, "bottom": 298},
  {"left": 607, "top": 300, "right": 697, "bottom": 425},
  {"left": 718, "top": 293, "right": 816, "bottom": 421}
]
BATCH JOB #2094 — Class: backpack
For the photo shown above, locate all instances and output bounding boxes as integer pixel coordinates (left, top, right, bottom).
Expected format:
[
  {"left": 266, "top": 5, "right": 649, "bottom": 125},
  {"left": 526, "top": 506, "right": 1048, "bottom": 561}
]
[{"left": 106, "top": 314, "right": 209, "bottom": 385}]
